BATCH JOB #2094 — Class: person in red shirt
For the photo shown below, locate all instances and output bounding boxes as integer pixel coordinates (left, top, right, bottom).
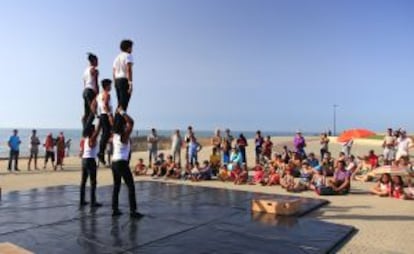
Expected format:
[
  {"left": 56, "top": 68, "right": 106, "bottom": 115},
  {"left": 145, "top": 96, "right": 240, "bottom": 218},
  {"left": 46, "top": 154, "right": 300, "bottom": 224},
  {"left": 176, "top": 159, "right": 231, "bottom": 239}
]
[
  {"left": 43, "top": 133, "right": 55, "bottom": 170},
  {"left": 367, "top": 150, "right": 379, "bottom": 169},
  {"left": 261, "top": 136, "right": 273, "bottom": 161}
]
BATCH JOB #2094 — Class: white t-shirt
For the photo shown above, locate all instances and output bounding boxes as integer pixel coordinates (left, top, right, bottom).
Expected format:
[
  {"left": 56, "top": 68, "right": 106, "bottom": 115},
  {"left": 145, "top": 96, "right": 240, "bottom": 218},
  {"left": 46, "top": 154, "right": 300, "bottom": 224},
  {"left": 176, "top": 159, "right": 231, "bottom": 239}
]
[
  {"left": 82, "top": 137, "right": 98, "bottom": 159},
  {"left": 83, "top": 66, "right": 98, "bottom": 91},
  {"left": 397, "top": 137, "right": 413, "bottom": 154},
  {"left": 113, "top": 52, "right": 133, "bottom": 79},
  {"left": 96, "top": 92, "right": 112, "bottom": 115},
  {"left": 112, "top": 134, "right": 130, "bottom": 161}
]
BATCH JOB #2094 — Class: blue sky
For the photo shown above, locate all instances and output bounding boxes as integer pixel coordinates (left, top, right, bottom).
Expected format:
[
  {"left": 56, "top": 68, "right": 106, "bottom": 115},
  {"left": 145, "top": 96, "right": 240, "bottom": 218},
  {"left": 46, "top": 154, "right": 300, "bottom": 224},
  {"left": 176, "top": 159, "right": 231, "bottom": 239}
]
[{"left": 0, "top": 0, "right": 413, "bottom": 133}]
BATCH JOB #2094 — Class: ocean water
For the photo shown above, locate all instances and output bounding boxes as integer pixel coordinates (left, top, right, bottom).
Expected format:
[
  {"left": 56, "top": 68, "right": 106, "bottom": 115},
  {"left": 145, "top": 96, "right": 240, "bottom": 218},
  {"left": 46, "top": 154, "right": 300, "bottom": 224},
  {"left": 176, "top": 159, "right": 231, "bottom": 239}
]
[{"left": 0, "top": 128, "right": 303, "bottom": 158}]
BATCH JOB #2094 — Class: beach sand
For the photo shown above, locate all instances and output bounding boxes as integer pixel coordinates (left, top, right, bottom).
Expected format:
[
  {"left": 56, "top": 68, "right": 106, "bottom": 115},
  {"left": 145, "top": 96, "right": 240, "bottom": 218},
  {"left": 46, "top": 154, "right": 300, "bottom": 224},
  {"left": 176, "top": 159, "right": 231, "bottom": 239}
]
[{"left": 0, "top": 136, "right": 413, "bottom": 253}]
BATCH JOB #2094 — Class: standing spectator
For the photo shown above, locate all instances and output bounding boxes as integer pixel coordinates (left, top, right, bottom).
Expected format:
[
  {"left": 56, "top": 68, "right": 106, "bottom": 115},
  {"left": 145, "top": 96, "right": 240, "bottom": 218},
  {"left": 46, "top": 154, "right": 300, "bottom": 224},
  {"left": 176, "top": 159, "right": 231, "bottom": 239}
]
[
  {"left": 147, "top": 128, "right": 159, "bottom": 167},
  {"left": 28, "top": 129, "right": 41, "bottom": 170},
  {"left": 254, "top": 130, "right": 264, "bottom": 164},
  {"left": 222, "top": 128, "right": 234, "bottom": 164},
  {"left": 65, "top": 139, "right": 72, "bottom": 157},
  {"left": 7, "top": 129, "right": 21, "bottom": 172},
  {"left": 293, "top": 131, "right": 307, "bottom": 159},
  {"left": 113, "top": 39, "right": 134, "bottom": 111},
  {"left": 320, "top": 132, "right": 330, "bottom": 160},
  {"left": 382, "top": 128, "right": 396, "bottom": 165},
  {"left": 188, "top": 135, "right": 202, "bottom": 166},
  {"left": 211, "top": 128, "right": 222, "bottom": 155},
  {"left": 236, "top": 133, "right": 248, "bottom": 164},
  {"left": 184, "top": 126, "right": 194, "bottom": 164},
  {"left": 262, "top": 136, "right": 273, "bottom": 161},
  {"left": 342, "top": 139, "right": 353, "bottom": 157},
  {"left": 43, "top": 133, "right": 55, "bottom": 170},
  {"left": 395, "top": 129, "right": 413, "bottom": 161},
  {"left": 55, "top": 132, "right": 65, "bottom": 170},
  {"left": 171, "top": 129, "right": 182, "bottom": 167},
  {"left": 82, "top": 53, "right": 99, "bottom": 128}
]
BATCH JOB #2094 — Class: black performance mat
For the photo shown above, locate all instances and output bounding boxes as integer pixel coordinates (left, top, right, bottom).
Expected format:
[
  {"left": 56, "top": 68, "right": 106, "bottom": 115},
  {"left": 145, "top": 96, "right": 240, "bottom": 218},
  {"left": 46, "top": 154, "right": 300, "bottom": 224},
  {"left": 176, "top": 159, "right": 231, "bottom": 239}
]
[{"left": 0, "top": 181, "right": 354, "bottom": 253}]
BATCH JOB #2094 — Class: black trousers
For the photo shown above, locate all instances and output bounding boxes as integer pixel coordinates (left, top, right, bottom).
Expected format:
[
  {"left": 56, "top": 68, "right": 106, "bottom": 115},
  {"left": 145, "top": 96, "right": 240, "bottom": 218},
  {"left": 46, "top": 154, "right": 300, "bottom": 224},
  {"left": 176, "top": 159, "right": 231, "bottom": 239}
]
[
  {"left": 82, "top": 88, "right": 97, "bottom": 128},
  {"left": 111, "top": 160, "right": 137, "bottom": 212},
  {"left": 115, "top": 78, "right": 131, "bottom": 111},
  {"left": 98, "top": 114, "right": 111, "bottom": 159},
  {"left": 8, "top": 150, "right": 19, "bottom": 170},
  {"left": 80, "top": 158, "right": 97, "bottom": 204}
]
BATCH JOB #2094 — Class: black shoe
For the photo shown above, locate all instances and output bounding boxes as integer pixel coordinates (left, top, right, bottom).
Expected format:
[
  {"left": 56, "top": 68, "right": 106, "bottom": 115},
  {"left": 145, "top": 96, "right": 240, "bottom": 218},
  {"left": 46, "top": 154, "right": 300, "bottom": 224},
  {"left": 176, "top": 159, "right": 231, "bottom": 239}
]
[
  {"left": 130, "top": 212, "right": 144, "bottom": 219},
  {"left": 112, "top": 210, "right": 123, "bottom": 217},
  {"left": 15, "top": 168, "right": 20, "bottom": 171},
  {"left": 91, "top": 202, "right": 102, "bottom": 208},
  {"left": 80, "top": 201, "right": 89, "bottom": 206}
]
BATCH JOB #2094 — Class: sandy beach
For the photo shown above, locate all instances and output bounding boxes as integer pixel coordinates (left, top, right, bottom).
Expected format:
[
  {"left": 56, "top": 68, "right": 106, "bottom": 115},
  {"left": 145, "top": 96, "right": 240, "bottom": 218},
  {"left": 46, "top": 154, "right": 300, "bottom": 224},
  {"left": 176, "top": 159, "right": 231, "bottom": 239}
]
[{"left": 1, "top": 136, "right": 413, "bottom": 253}]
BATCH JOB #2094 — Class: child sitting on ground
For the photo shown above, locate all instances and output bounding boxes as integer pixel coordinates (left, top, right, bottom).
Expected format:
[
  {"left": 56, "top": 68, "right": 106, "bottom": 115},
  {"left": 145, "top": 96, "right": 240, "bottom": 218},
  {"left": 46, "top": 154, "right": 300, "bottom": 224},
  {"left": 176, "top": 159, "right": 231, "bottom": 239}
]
[
  {"left": 309, "top": 167, "right": 326, "bottom": 191},
  {"left": 291, "top": 160, "right": 314, "bottom": 192},
  {"left": 391, "top": 175, "right": 406, "bottom": 199},
  {"left": 250, "top": 163, "right": 265, "bottom": 185},
  {"left": 280, "top": 169, "right": 296, "bottom": 192},
  {"left": 199, "top": 160, "right": 212, "bottom": 180},
  {"left": 406, "top": 177, "right": 414, "bottom": 199},
  {"left": 234, "top": 163, "right": 248, "bottom": 185},
  {"left": 134, "top": 158, "right": 147, "bottom": 176},
  {"left": 190, "top": 162, "right": 201, "bottom": 181},
  {"left": 263, "top": 166, "right": 280, "bottom": 186},
  {"left": 218, "top": 164, "right": 229, "bottom": 182},
  {"left": 165, "top": 155, "right": 181, "bottom": 179},
  {"left": 209, "top": 147, "right": 221, "bottom": 176},
  {"left": 370, "top": 173, "right": 392, "bottom": 197}
]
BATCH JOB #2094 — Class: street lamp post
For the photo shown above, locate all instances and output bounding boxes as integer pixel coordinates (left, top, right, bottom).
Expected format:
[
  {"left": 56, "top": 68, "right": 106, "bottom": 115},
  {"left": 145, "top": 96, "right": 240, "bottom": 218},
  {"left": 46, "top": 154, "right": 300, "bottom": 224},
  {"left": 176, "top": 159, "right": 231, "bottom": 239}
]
[{"left": 333, "top": 104, "right": 338, "bottom": 136}]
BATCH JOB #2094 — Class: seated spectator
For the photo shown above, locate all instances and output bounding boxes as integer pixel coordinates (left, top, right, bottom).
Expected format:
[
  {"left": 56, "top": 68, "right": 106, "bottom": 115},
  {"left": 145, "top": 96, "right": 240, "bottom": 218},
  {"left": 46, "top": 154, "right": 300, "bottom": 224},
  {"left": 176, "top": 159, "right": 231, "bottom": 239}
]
[
  {"left": 218, "top": 164, "right": 229, "bottom": 182},
  {"left": 199, "top": 160, "right": 212, "bottom": 180},
  {"left": 262, "top": 166, "right": 280, "bottom": 186},
  {"left": 307, "top": 152, "right": 319, "bottom": 168},
  {"left": 280, "top": 169, "right": 296, "bottom": 192},
  {"left": 134, "top": 158, "right": 147, "bottom": 176},
  {"left": 209, "top": 147, "right": 221, "bottom": 176},
  {"left": 353, "top": 156, "right": 376, "bottom": 182},
  {"left": 292, "top": 160, "right": 314, "bottom": 191},
  {"left": 152, "top": 153, "right": 166, "bottom": 177},
  {"left": 321, "top": 152, "right": 335, "bottom": 176},
  {"left": 346, "top": 155, "right": 358, "bottom": 173},
  {"left": 391, "top": 175, "right": 406, "bottom": 199},
  {"left": 234, "top": 163, "right": 248, "bottom": 185},
  {"left": 309, "top": 167, "right": 326, "bottom": 191},
  {"left": 250, "top": 163, "right": 265, "bottom": 185},
  {"left": 370, "top": 173, "right": 392, "bottom": 197},
  {"left": 190, "top": 161, "right": 201, "bottom": 181},
  {"left": 165, "top": 155, "right": 181, "bottom": 179},
  {"left": 327, "top": 160, "right": 351, "bottom": 194},
  {"left": 406, "top": 177, "right": 414, "bottom": 199}
]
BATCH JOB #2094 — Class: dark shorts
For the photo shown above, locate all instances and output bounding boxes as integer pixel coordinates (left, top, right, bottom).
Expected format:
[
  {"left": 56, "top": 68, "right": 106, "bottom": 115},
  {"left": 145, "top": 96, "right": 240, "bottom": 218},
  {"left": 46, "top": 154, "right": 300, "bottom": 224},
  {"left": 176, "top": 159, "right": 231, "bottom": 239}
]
[{"left": 45, "top": 151, "right": 55, "bottom": 162}]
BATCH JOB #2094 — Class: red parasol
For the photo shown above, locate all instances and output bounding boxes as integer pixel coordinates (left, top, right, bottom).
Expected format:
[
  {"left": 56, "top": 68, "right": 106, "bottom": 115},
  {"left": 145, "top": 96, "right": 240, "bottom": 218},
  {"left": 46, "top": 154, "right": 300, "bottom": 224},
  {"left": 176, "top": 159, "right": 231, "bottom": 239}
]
[{"left": 337, "top": 128, "right": 376, "bottom": 142}]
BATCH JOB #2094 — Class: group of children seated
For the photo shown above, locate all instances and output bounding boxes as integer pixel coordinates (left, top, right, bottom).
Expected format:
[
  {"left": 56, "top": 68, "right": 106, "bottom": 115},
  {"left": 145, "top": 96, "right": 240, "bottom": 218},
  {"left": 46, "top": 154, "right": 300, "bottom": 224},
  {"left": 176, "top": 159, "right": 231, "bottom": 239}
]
[
  {"left": 371, "top": 173, "right": 414, "bottom": 200},
  {"left": 131, "top": 146, "right": 414, "bottom": 198}
]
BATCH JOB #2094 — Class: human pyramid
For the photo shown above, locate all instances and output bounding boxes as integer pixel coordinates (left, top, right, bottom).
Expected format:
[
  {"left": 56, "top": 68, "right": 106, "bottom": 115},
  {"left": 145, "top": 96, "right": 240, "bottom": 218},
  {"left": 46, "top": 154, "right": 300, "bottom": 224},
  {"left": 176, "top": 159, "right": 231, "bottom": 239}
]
[{"left": 80, "top": 39, "right": 143, "bottom": 219}]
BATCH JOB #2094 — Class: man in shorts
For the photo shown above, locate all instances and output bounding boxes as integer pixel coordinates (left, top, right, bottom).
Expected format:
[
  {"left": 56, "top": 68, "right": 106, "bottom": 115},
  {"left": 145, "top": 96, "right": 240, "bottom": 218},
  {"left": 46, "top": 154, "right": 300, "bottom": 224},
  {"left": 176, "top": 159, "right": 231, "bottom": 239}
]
[{"left": 28, "top": 129, "right": 41, "bottom": 170}]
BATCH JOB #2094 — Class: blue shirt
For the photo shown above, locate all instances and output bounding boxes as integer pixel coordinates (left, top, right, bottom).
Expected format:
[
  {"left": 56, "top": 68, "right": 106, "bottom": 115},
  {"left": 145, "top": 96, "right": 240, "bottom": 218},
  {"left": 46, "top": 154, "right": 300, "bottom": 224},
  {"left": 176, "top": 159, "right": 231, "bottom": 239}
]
[{"left": 9, "top": 135, "right": 21, "bottom": 151}]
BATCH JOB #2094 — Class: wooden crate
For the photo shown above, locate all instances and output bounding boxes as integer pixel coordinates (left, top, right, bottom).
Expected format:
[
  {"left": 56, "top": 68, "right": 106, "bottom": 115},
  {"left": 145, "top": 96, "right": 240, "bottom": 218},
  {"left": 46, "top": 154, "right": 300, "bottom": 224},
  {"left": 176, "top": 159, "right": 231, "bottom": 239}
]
[
  {"left": 251, "top": 198, "right": 301, "bottom": 216},
  {"left": 0, "top": 242, "right": 34, "bottom": 254}
]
